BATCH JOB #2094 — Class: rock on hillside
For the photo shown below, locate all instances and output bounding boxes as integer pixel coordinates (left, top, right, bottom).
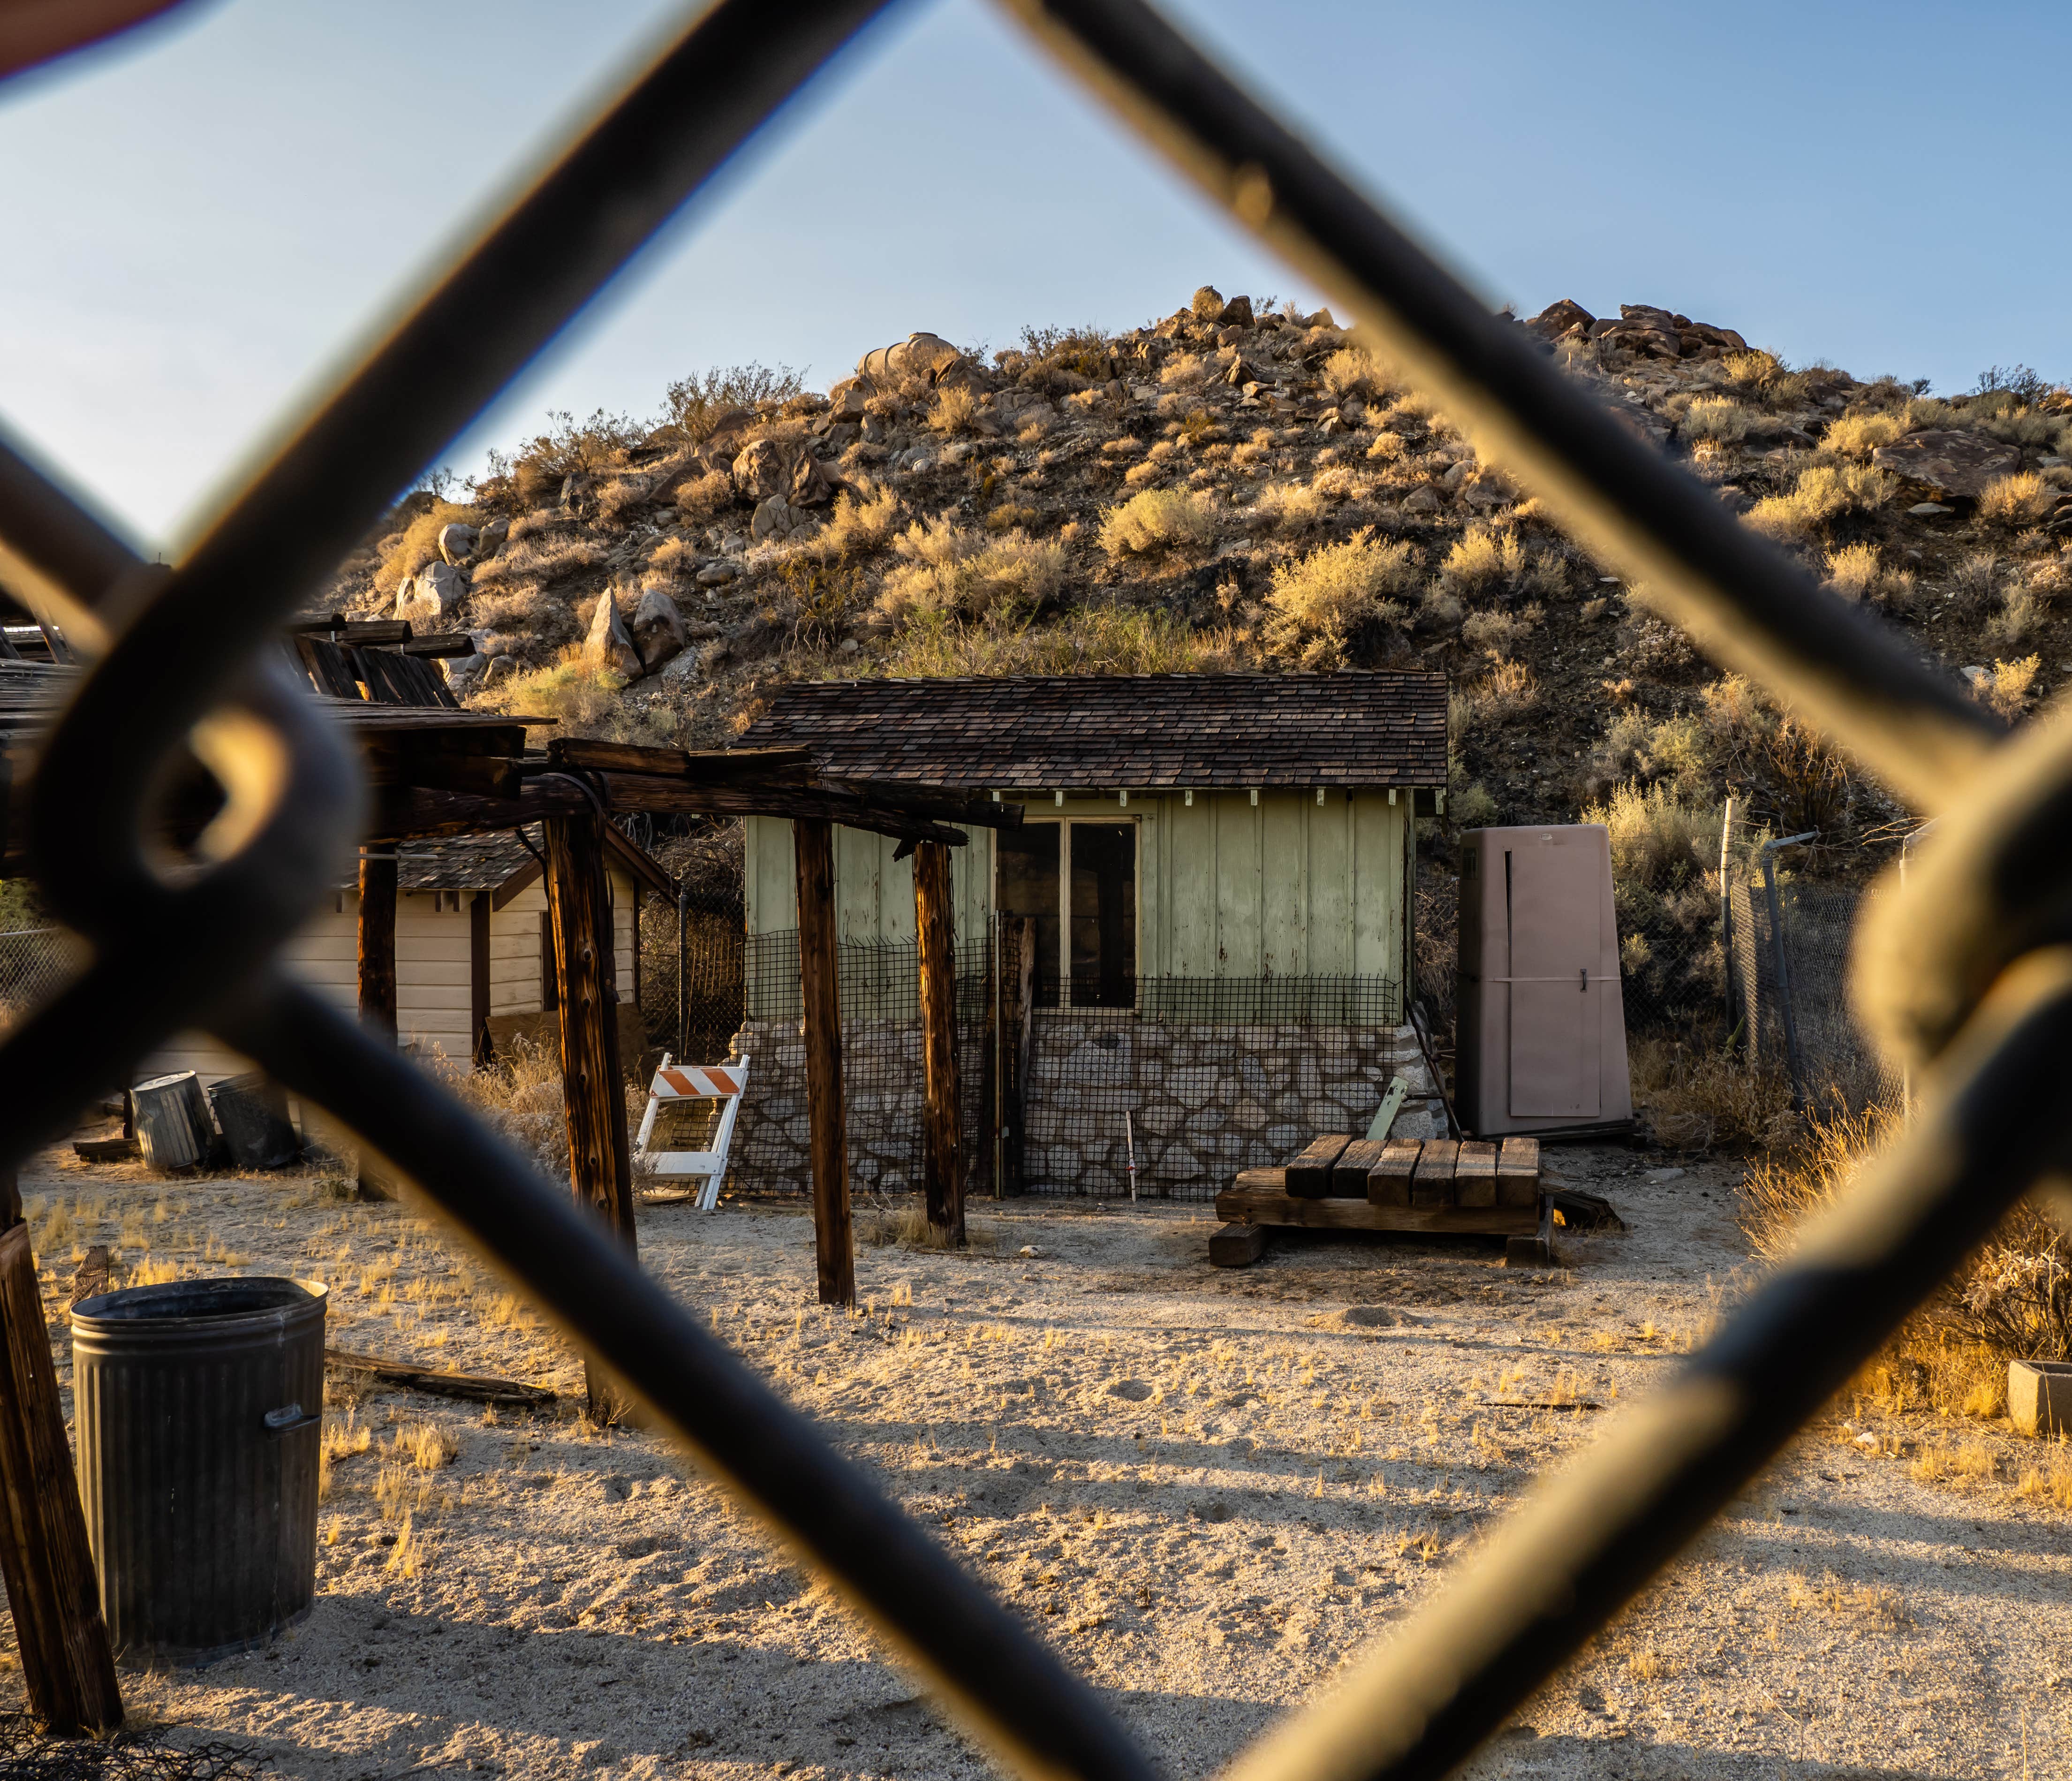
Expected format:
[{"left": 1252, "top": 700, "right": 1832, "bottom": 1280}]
[{"left": 322, "top": 294, "right": 2072, "bottom": 862}]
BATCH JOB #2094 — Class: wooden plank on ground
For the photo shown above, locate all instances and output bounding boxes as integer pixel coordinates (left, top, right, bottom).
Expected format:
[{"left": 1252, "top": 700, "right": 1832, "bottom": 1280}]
[
  {"left": 1208, "top": 1222, "right": 1269, "bottom": 1267},
  {"left": 1497, "top": 1136, "right": 1542, "bottom": 1207},
  {"left": 1285, "top": 1134, "right": 1352, "bottom": 1199},
  {"left": 70, "top": 1138, "right": 137, "bottom": 1164},
  {"left": 1330, "top": 1138, "right": 1386, "bottom": 1198},
  {"left": 1455, "top": 1140, "right": 1498, "bottom": 1208},
  {"left": 1214, "top": 1178, "right": 1537, "bottom": 1237},
  {"left": 1410, "top": 1138, "right": 1459, "bottom": 1208},
  {"left": 325, "top": 1347, "right": 556, "bottom": 1409},
  {"left": 1368, "top": 1140, "right": 1420, "bottom": 1206}
]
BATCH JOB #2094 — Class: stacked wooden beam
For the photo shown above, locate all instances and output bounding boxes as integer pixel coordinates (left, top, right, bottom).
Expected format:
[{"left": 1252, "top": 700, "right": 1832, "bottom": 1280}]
[{"left": 1212, "top": 1135, "right": 1542, "bottom": 1244}]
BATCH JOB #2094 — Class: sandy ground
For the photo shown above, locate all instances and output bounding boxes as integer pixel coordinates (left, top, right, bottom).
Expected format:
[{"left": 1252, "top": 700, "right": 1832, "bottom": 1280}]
[{"left": 8, "top": 1137, "right": 2071, "bottom": 1781}]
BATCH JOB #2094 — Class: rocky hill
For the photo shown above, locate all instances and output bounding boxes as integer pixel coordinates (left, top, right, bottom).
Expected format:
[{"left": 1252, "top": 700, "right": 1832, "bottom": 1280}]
[{"left": 325, "top": 287, "right": 2072, "bottom": 869}]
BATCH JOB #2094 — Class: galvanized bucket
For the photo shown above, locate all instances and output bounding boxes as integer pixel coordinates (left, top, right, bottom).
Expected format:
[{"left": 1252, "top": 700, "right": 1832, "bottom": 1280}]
[{"left": 70, "top": 1277, "right": 326, "bottom": 1667}]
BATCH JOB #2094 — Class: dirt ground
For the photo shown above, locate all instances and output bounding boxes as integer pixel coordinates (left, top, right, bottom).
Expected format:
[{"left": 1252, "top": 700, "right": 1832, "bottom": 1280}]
[{"left": 9, "top": 1137, "right": 2071, "bottom": 1781}]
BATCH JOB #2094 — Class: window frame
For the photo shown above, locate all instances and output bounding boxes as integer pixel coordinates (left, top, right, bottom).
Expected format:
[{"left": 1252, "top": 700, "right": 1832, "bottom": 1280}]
[{"left": 993, "top": 813, "right": 1141, "bottom": 1011}]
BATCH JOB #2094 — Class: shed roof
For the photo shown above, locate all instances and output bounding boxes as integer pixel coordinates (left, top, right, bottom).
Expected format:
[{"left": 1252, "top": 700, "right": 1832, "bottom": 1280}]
[
  {"left": 344, "top": 826, "right": 676, "bottom": 901},
  {"left": 737, "top": 673, "right": 1448, "bottom": 790}
]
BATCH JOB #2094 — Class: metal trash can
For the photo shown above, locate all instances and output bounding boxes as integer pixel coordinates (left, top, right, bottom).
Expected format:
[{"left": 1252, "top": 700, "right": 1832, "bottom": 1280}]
[
  {"left": 70, "top": 1277, "right": 326, "bottom": 1667},
  {"left": 205, "top": 1073, "right": 301, "bottom": 1170}
]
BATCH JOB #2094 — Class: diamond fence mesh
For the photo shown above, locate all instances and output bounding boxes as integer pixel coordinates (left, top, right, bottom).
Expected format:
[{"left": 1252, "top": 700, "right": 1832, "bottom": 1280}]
[{"left": 0, "top": 929, "right": 86, "bottom": 1038}]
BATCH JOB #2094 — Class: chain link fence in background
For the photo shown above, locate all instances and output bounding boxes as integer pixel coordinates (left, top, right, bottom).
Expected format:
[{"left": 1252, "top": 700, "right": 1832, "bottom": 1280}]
[{"left": 0, "top": 929, "right": 84, "bottom": 1037}]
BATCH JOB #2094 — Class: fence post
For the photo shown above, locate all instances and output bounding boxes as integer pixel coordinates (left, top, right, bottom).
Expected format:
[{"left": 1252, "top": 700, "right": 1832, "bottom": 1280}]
[
  {"left": 355, "top": 847, "right": 398, "bottom": 1201},
  {"left": 675, "top": 885, "right": 689, "bottom": 1062},
  {"left": 913, "top": 842, "right": 965, "bottom": 1246},
  {"left": 1760, "top": 849, "right": 1806, "bottom": 1109},
  {"left": 0, "top": 1168, "right": 122, "bottom": 1732},
  {"left": 794, "top": 818, "right": 855, "bottom": 1306},
  {"left": 997, "top": 917, "right": 1036, "bottom": 1198}
]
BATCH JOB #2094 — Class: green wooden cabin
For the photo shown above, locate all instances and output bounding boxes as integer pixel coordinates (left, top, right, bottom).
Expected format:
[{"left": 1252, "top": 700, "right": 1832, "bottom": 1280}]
[{"left": 737, "top": 673, "right": 1448, "bottom": 1010}]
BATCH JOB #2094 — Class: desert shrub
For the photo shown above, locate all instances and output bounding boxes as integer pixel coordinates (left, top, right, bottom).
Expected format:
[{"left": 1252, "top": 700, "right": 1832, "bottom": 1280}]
[
  {"left": 1680, "top": 397, "right": 1753, "bottom": 445},
  {"left": 1098, "top": 488, "right": 1217, "bottom": 557},
  {"left": 1979, "top": 470, "right": 2054, "bottom": 524},
  {"left": 879, "top": 605, "right": 1237, "bottom": 678},
  {"left": 1974, "top": 653, "right": 2040, "bottom": 719},
  {"left": 645, "top": 535, "right": 698, "bottom": 578},
  {"left": 795, "top": 485, "right": 900, "bottom": 564},
  {"left": 1758, "top": 717, "right": 1858, "bottom": 837},
  {"left": 927, "top": 384, "right": 985, "bottom": 436},
  {"left": 1158, "top": 352, "right": 1209, "bottom": 390},
  {"left": 1366, "top": 431, "right": 1406, "bottom": 461},
  {"left": 497, "top": 409, "right": 645, "bottom": 508},
  {"left": 1698, "top": 673, "right": 1777, "bottom": 758},
  {"left": 1822, "top": 541, "right": 1884, "bottom": 600},
  {"left": 1744, "top": 462, "right": 1892, "bottom": 539},
  {"left": 1319, "top": 346, "right": 1380, "bottom": 402},
  {"left": 1262, "top": 530, "right": 1417, "bottom": 662},
  {"left": 1437, "top": 523, "right": 1561, "bottom": 600},
  {"left": 1984, "top": 584, "right": 2046, "bottom": 651},
  {"left": 1628, "top": 1036, "right": 1790, "bottom": 1151},
  {"left": 674, "top": 468, "right": 737, "bottom": 523},
  {"left": 375, "top": 500, "right": 477, "bottom": 594},
  {"left": 1247, "top": 480, "right": 1328, "bottom": 532},
  {"left": 1722, "top": 349, "right": 1808, "bottom": 405},
  {"left": 1584, "top": 781, "right": 1726, "bottom": 1033},
  {"left": 1822, "top": 411, "right": 1903, "bottom": 458},
  {"left": 1462, "top": 658, "right": 1539, "bottom": 723},
  {"left": 1459, "top": 603, "right": 1543, "bottom": 660},
  {"left": 474, "top": 649, "right": 674, "bottom": 744},
  {"left": 872, "top": 521, "right": 1066, "bottom": 627},
  {"left": 441, "top": 1041, "right": 569, "bottom": 1182},
  {"left": 660, "top": 363, "right": 804, "bottom": 439}
]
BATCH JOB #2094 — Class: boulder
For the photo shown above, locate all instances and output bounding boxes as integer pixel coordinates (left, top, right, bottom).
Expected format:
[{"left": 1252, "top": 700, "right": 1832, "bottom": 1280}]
[
  {"left": 474, "top": 516, "right": 509, "bottom": 559},
  {"left": 584, "top": 589, "right": 644, "bottom": 680},
  {"left": 1526, "top": 298, "right": 1595, "bottom": 341},
  {"left": 441, "top": 652, "right": 490, "bottom": 694},
  {"left": 750, "top": 495, "right": 797, "bottom": 541},
  {"left": 732, "top": 437, "right": 791, "bottom": 504},
  {"left": 396, "top": 559, "right": 468, "bottom": 624},
  {"left": 828, "top": 381, "right": 870, "bottom": 417},
  {"left": 629, "top": 587, "right": 688, "bottom": 672},
  {"left": 1216, "top": 294, "right": 1254, "bottom": 328},
  {"left": 1402, "top": 486, "right": 1443, "bottom": 514},
  {"left": 703, "top": 406, "right": 756, "bottom": 447},
  {"left": 1872, "top": 429, "right": 2021, "bottom": 500},
  {"left": 788, "top": 452, "right": 842, "bottom": 508},
  {"left": 696, "top": 561, "right": 739, "bottom": 587},
  {"left": 436, "top": 521, "right": 478, "bottom": 565},
  {"left": 560, "top": 471, "right": 595, "bottom": 510},
  {"left": 1191, "top": 285, "right": 1225, "bottom": 318}
]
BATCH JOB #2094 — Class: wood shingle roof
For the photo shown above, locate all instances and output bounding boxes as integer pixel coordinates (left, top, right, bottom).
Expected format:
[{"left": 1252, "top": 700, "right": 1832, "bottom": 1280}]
[{"left": 738, "top": 673, "right": 1447, "bottom": 790}]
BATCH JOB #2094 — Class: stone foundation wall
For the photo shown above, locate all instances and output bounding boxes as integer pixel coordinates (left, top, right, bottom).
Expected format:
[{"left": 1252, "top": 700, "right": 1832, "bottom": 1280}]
[{"left": 725, "top": 1013, "right": 1441, "bottom": 1200}]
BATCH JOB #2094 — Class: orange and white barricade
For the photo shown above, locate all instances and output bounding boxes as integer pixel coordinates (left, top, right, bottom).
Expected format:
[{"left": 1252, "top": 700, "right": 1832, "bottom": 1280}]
[{"left": 632, "top": 1054, "right": 750, "bottom": 1211}]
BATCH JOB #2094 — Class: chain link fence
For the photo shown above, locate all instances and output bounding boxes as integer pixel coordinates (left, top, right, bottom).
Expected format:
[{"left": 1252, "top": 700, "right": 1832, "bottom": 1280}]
[{"left": 0, "top": 928, "right": 85, "bottom": 1037}]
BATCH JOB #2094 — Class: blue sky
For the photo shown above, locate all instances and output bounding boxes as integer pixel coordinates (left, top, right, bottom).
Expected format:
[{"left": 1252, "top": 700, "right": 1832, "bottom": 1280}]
[{"left": 2, "top": 0, "right": 2066, "bottom": 548}]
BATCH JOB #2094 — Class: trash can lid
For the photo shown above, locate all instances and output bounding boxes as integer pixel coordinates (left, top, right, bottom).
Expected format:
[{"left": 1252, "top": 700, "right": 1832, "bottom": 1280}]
[{"left": 72, "top": 1276, "right": 327, "bottom": 1330}]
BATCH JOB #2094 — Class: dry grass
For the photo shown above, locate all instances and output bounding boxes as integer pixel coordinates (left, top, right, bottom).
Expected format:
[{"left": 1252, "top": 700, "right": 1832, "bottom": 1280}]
[
  {"left": 1822, "top": 411, "right": 1904, "bottom": 459},
  {"left": 1680, "top": 397, "right": 1753, "bottom": 446},
  {"left": 1098, "top": 489, "right": 1217, "bottom": 558},
  {"left": 441, "top": 1039, "right": 571, "bottom": 1180},
  {"left": 2014, "top": 1448, "right": 2072, "bottom": 1509},
  {"left": 872, "top": 520, "right": 1067, "bottom": 627},
  {"left": 1975, "top": 654, "right": 2040, "bottom": 719},
  {"left": 1745, "top": 462, "right": 1891, "bottom": 538},
  {"left": 1261, "top": 530, "right": 1417, "bottom": 664},
  {"left": 1436, "top": 524, "right": 1558, "bottom": 600},
  {"left": 1628, "top": 1037, "right": 1789, "bottom": 1151},
  {"left": 1460, "top": 658, "right": 1540, "bottom": 723},
  {"left": 878, "top": 606, "right": 1237, "bottom": 679},
  {"left": 1318, "top": 347, "right": 1381, "bottom": 403},
  {"left": 927, "top": 385, "right": 986, "bottom": 437},
  {"left": 1822, "top": 541, "right": 1885, "bottom": 600},
  {"left": 794, "top": 485, "right": 900, "bottom": 566},
  {"left": 375, "top": 500, "right": 476, "bottom": 594},
  {"left": 674, "top": 468, "right": 736, "bottom": 524},
  {"left": 1785, "top": 1570, "right": 1912, "bottom": 1630},
  {"left": 1459, "top": 604, "right": 1543, "bottom": 660},
  {"left": 1979, "top": 471, "right": 2055, "bottom": 525}
]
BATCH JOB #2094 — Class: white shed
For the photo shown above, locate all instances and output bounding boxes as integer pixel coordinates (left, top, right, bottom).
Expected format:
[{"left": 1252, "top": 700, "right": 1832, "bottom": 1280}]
[{"left": 142, "top": 826, "right": 673, "bottom": 1087}]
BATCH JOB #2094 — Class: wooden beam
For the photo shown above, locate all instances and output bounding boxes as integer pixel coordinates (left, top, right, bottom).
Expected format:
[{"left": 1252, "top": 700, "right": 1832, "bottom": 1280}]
[
  {"left": 1285, "top": 1135, "right": 1351, "bottom": 1199},
  {"left": 549, "top": 737, "right": 814, "bottom": 782},
  {"left": 544, "top": 812, "right": 637, "bottom": 1417},
  {"left": 592, "top": 773, "right": 971, "bottom": 846},
  {"left": 356, "top": 849, "right": 398, "bottom": 1202},
  {"left": 370, "top": 781, "right": 586, "bottom": 841},
  {"left": 794, "top": 818, "right": 854, "bottom": 1307},
  {"left": 0, "top": 1182, "right": 121, "bottom": 1732},
  {"left": 913, "top": 841, "right": 964, "bottom": 1247},
  {"left": 996, "top": 916, "right": 1036, "bottom": 1199},
  {"left": 1217, "top": 1173, "right": 1537, "bottom": 1237}
]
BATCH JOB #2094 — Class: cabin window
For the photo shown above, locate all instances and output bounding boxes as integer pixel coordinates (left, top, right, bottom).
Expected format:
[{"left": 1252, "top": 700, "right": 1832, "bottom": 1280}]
[{"left": 995, "top": 819, "right": 1137, "bottom": 1009}]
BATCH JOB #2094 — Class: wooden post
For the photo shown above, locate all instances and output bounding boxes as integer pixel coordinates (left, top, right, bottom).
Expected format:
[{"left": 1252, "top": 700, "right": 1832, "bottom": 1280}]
[
  {"left": 0, "top": 1168, "right": 121, "bottom": 1732},
  {"left": 545, "top": 811, "right": 637, "bottom": 1418},
  {"left": 997, "top": 916, "right": 1036, "bottom": 1198},
  {"left": 794, "top": 819, "right": 854, "bottom": 1306},
  {"left": 913, "top": 841, "right": 964, "bottom": 1247},
  {"left": 356, "top": 848, "right": 398, "bottom": 1200},
  {"left": 469, "top": 891, "right": 492, "bottom": 1068}
]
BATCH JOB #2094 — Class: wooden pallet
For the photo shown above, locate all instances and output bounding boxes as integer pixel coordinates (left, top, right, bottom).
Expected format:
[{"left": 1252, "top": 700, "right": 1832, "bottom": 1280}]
[{"left": 1210, "top": 1137, "right": 1548, "bottom": 1263}]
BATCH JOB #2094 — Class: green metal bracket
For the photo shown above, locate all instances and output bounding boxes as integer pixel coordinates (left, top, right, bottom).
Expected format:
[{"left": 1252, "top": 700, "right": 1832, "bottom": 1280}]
[{"left": 1366, "top": 1072, "right": 1410, "bottom": 1141}]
